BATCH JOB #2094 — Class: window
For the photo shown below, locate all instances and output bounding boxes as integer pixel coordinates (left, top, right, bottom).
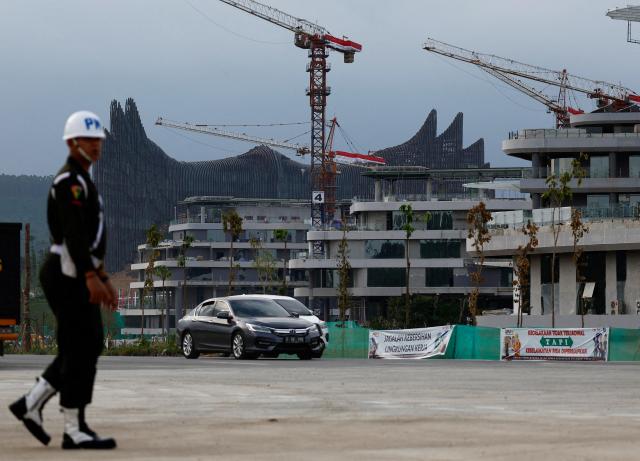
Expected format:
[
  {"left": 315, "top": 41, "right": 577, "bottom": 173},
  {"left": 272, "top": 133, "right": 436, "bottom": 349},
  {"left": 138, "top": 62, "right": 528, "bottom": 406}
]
[
  {"left": 199, "top": 302, "right": 216, "bottom": 317},
  {"left": 425, "top": 268, "right": 453, "bottom": 287},
  {"left": 589, "top": 156, "right": 609, "bottom": 178},
  {"left": 206, "top": 229, "right": 225, "bottom": 242},
  {"left": 420, "top": 240, "right": 460, "bottom": 258},
  {"left": 587, "top": 195, "right": 609, "bottom": 210},
  {"left": 365, "top": 240, "right": 405, "bottom": 259},
  {"left": 426, "top": 212, "right": 453, "bottom": 230},
  {"left": 187, "top": 268, "right": 212, "bottom": 281},
  {"left": 552, "top": 158, "right": 573, "bottom": 176},
  {"left": 630, "top": 156, "right": 640, "bottom": 178},
  {"left": 367, "top": 268, "right": 406, "bottom": 287},
  {"left": 212, "top": 301, "right": 230, "bottom": 317}
]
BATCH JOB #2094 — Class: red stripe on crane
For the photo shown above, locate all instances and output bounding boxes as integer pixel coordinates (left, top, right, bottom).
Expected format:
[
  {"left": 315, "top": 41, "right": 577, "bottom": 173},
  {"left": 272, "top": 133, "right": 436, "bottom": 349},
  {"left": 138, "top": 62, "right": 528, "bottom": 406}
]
[{"left": 333, "top": 150, "right": 385, "bottom": 164}]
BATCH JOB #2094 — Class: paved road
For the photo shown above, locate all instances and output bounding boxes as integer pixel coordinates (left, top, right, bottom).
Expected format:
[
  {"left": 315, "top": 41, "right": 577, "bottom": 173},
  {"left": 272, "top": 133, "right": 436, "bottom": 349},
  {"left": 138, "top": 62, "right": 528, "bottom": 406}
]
[{"left": 2, "top": 355, "right": 639, "bottom": 460}]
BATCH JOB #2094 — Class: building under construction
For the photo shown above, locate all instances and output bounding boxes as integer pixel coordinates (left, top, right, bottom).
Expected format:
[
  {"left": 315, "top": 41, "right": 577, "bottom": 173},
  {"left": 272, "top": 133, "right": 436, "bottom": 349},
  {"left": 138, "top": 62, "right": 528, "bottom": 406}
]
[{"left": 94, "top": 98, "right": 487, "bottom": 272}]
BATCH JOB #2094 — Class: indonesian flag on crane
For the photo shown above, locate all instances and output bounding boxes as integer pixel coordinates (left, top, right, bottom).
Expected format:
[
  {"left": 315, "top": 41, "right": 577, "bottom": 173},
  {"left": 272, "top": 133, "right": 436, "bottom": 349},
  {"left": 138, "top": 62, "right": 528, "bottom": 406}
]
[
  {"left": 323, "top": 35, "right": 362, "bottom": 53},
  {"left": 332, "top": 150, "right": 385, "bottom": 165}
]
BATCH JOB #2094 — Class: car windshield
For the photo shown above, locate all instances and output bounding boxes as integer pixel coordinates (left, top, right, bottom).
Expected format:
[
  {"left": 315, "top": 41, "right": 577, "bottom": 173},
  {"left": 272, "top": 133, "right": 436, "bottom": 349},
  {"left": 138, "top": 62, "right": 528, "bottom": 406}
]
[
  {"left": 273, "top": 298, "right": 312, "bottom": 316},
  {"left": 229, "top": 299, "right": 292, "bottom": 318}
]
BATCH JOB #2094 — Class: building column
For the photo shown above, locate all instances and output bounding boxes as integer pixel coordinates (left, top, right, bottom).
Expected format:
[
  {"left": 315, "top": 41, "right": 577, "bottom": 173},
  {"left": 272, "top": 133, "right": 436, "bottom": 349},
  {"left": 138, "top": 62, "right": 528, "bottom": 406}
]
[
  {"left": 374, "top": 179, "right": 383, "bottom": 202},
  {"left": 609, "top": 152, "right": 617, "bottom": 178},
  {"left": 174, "top": 286, "right": 183, "bottom": 324},
  {"left": 426, "top": 177, "right": 432, "bottom": 201},
  {"left": 531, "top": 153, "right": 540, "bottom": 178},
  {"left": 530, "top": 255, "right": 542, "bottom": 315},
  {"left": 605, "top": 251, "right": 617, "bottom": 314},
  {"left": 559, "top": 254, "right": 577, "bottom": 315}
]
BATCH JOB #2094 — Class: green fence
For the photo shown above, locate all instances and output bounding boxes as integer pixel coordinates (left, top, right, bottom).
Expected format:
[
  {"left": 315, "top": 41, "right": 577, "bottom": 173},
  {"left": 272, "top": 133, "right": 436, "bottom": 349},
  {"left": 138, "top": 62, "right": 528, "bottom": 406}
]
[
  {"left": 324, "top": 321, "right": 369, "bottom": 359},
  {"left": 323, "top": 324, "right": 640, "bottom": 361},
  {"left": 608, "top": 328, "right": 640, "bottom": 361}
]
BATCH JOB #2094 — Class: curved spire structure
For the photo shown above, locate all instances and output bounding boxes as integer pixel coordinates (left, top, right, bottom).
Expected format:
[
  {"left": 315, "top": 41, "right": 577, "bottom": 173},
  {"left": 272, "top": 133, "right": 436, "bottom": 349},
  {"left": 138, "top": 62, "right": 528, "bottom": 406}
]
[{"left": 94, "top": 99, "right": 485, "bottom": 271}]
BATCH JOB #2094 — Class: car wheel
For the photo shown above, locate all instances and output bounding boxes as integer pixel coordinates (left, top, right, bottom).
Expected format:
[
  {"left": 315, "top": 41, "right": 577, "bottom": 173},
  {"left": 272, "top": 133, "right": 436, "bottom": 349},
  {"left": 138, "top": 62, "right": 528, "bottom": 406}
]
[
  {"left": 232, "top": 332, "right": 251, "bottom": 360},
  {"left": 182, "top": 332, "right": 200, "bottom": 359},
  {"left": 297, "top": 351, "right": 313, "bottom": 360},
  {"left": 311, "top": 350, "right": 324, "bottom": 359}
]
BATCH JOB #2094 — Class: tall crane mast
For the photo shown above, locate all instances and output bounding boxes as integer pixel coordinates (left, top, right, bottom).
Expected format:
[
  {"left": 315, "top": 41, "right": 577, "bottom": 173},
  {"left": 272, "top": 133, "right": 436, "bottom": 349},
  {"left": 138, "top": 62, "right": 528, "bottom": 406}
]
[
  {"left": 155, "top": 117, "right": 385, "bottom": 165},
  {"left": 217, "top": 0, "right": 361, "bottom": 257},
  {"left": 423, "top": 38, "right": 639, "bottom": 127}
]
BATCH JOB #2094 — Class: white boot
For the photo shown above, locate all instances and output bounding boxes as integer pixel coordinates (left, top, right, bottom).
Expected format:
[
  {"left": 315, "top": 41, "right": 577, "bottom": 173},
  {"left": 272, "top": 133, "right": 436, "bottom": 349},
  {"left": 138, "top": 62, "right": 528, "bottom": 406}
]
[
  {"left": 62, "top": 407, "right": 116, "bottom": 449},
  {"left": 9, "top": 376, "right": 56, "bottom": 445}
]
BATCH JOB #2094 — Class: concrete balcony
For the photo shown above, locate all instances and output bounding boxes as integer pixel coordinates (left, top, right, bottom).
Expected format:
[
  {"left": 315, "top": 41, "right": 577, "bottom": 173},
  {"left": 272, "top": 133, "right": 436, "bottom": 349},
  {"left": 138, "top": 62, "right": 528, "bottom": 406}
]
[
  {"left": 503, "top": 129, "right": 640, "bottom": 159},
  {"left": 520, "top": 177, "right": 640, "bottom": 194},
  {"left": 477, "top": 219, "right": 640, "bottom": 256}
]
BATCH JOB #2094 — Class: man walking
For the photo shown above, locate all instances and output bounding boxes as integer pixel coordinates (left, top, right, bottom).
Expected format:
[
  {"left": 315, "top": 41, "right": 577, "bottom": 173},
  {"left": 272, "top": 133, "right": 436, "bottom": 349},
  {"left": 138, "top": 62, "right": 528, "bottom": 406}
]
[{"left": 9, "top": 111, "right": 117, "bottom": 449}]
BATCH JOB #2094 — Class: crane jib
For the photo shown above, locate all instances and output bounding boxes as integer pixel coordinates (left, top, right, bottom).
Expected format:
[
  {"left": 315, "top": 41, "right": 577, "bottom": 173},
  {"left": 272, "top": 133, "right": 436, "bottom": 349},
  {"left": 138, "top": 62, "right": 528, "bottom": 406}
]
[{"left": 323, "top": 34, "right": 362, "bottom": 53}]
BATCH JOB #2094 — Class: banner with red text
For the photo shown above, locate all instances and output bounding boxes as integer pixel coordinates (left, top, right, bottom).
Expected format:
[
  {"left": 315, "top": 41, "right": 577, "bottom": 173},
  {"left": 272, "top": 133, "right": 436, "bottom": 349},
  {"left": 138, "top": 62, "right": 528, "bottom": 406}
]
[
  {"left": 500, "top": 328, "right": 609, "bottom": 361},
  {"left": 368, "top": 325, "right": 453, "bottom": 359}
]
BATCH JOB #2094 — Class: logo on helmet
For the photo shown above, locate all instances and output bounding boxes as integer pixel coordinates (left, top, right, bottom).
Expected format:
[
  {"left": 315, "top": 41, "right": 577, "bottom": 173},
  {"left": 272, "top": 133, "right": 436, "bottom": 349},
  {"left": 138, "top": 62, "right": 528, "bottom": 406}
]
[{"left": 84, "top": 118, "right": 101, "bottom": 130}]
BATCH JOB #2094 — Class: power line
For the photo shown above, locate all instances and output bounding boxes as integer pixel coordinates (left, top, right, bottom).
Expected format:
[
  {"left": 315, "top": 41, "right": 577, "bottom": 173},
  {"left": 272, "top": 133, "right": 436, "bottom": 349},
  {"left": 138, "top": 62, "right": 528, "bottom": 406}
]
[{"left": 183, "top": 0, "right": 290, "bottom": 45}]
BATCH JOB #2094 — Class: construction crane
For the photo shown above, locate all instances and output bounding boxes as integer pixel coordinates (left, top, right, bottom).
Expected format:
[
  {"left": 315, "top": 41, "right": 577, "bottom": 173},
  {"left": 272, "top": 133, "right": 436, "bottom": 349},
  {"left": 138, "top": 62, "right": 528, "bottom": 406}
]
[
  {"left": 155, "top": 117, "right": 385, "bottom": 165},
  {"left": 423, "top": 38, "right": 639, "bottom": 127},
  {"left": 216, "top": 0, "right": 361, "bottom": 256},
  {"left": 607, "top": 6, "right": 640, "bottom": 44}
]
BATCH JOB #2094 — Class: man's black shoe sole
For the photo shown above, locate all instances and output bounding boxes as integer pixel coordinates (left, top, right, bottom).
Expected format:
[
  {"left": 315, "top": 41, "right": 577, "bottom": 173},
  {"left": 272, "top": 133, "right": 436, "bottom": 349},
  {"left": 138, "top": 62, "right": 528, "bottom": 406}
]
[
  {"left": 8, "top": 397, "right": 51, "bottom": 446},
  {"left": 62, "top": 433, "right": 116, "bottom": 450}
]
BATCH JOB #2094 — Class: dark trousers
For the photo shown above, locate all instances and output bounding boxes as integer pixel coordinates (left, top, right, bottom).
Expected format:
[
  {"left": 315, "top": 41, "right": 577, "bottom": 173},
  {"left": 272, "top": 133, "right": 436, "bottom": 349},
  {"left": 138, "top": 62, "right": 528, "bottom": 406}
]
[{"left": 40, "top": 255, "right": 104, "bottom": 408}]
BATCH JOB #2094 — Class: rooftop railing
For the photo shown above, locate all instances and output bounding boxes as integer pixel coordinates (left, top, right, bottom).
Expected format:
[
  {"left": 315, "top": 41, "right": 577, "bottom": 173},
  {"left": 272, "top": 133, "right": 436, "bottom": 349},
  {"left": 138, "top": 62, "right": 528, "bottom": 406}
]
[{"left": 508, "top": 129, "right": 640, "bottom": 140}]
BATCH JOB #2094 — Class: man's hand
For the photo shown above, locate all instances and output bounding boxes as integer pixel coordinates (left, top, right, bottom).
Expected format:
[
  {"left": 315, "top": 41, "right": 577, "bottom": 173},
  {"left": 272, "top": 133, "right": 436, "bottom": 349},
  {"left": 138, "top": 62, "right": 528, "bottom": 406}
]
[{"left": 85, "top": 272, "right": 113, "bottom": 307}]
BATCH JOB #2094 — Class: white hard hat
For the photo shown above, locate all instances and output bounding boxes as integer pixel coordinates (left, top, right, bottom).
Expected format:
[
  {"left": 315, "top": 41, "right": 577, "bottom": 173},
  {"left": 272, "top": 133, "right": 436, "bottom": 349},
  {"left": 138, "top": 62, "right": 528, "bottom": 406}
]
[{"left": 62, "top": 111, "right": 106, "bottom": 140}]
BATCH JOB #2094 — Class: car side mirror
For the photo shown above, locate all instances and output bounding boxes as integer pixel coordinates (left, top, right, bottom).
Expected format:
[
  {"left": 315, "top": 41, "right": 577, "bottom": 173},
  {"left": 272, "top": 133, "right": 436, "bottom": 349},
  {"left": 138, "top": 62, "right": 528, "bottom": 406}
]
[{"left": 216, "top": 311, "right": 231, "bottom": 320}]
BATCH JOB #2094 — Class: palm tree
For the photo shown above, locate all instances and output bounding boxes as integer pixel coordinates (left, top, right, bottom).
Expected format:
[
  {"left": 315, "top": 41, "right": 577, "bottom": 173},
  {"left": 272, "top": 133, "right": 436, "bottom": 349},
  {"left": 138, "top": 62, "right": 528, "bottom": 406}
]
[
  {"left": 273, "top": 229, "right": 289, "bottom": 294},
  {"left": 143, "top": 224, "right": 163, "bottom": 337},
  {"left": 177, "top": 235, "right": 194, "bottom": 320},
  {"left": 399, "top": 204, "right": 415, "bottom": 327},
  {"left": 222, "top": 210, "right": 243, "bottom": 295},
  {"left": 154, "top": 265, "right": 172, "bottom": 336}
]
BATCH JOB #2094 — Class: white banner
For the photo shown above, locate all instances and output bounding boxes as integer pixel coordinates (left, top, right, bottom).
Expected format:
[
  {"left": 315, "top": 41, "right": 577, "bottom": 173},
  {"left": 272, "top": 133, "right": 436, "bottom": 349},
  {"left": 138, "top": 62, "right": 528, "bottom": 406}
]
[
  {"left": 500, "top": 328, "right": 609, "bottom": 361},
  {"left": 368, "top": 325, "right": 453, "bottom": 359}
]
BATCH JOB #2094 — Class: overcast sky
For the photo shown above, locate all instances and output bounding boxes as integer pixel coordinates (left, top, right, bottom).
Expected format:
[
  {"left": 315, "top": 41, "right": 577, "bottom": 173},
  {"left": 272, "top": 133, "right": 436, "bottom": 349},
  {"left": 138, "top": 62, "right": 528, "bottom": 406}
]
[{"left": 1, "top": 0, "right": 637, "bottom": 176}]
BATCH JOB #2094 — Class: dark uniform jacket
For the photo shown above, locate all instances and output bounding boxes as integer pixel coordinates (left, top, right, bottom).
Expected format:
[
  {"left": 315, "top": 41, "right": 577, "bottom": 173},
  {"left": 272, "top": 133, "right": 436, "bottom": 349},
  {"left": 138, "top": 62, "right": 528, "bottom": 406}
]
[{"left": 47, "top": 157, "right": 106, "bottom": 278}]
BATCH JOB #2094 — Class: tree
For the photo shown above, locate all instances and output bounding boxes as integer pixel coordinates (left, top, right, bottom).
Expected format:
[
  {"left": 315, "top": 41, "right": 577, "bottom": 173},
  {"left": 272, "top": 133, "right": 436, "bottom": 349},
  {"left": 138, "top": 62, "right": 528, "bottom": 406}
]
[
  {"left": 336, "top": 226, "right": 352, "bottom": 323},
  {"left": 513, "top": 220, "right": 539, "bottom": 327},
  {"left": 222, "top": 210, "right": 243, "bottom": 295},
  {"left": 541, "top": 156, "right": 585, "bottom": 327},
  {"left": 466, "top": 202, "right": 492, "bottom": 325},
  {"left": 273, "top": 229, "right": 290, "bottom": 294},
  {"left": 154, "top": 265, "right": 172, "bottom": 336},
  {"left": 570, "top": 208, "right": 589, "bottom": 327},
  {"left": 177, "top": 234, "right": 194, "bottom": 319},
  {"left": 143, "top": 224, "right": 163, "bottom": 337},
  {"left": 250, "top": 238, "right": 277, "bottom": 294}
]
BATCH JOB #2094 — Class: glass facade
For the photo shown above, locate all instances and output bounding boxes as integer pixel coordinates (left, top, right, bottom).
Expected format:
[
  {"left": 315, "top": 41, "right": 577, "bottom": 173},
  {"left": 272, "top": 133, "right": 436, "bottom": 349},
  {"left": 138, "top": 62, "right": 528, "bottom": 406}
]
[
  {"left": 587, "top": 195, "right": 609, "bottom": 209},
  {"left": 425, "top": 268, "right": 454, "bottom": 287},
  {"left": 630, "top": 155, "right": 640, "bottom": 178},
  {"left": 420, "top": 240, "right": 461, "bottom": 258},
  {"left": 365, "top": 240, "right": 405, "bottom": 259},
  {"left": 552, "top": 158, "right": 573, "bottom": 176},
  {"left": 392, "top": 211, "right": 453, "bottom": 230},
  {"left": 589, "top": 156, "right": 609, "bottom": 178},
  {"left": 367, "top": 268, "right": 406, "bottom": 287},
  {"left": 313, "top": 269, "right": 354, "bottom": 288}
]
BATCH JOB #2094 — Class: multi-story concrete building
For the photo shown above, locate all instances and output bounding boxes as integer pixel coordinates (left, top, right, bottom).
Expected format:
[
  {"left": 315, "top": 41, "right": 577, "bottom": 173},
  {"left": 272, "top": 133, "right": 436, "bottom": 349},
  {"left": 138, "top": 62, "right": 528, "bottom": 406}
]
[
  {"left": 290, "top": 167, "right": 530, "bottom": 322},
  {"left": 121, "top": 196, "right": 312, "bottom": 335},
  {"left": 477, "top": 110, "right": 640, "bottom": 327}
]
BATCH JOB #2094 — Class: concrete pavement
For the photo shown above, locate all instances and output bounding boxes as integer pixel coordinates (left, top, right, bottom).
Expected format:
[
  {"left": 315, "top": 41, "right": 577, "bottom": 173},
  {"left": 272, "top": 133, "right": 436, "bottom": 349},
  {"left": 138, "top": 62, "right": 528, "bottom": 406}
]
[{"left": 2, "top": 355, "right": 640, "bottom": 460}]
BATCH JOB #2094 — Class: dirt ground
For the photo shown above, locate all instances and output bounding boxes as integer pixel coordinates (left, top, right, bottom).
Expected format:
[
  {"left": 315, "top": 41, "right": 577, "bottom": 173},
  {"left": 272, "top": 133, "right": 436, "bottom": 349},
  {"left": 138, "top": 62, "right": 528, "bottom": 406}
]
[{"left": 2, "top": 355, "right": 639, "bottom": 460}]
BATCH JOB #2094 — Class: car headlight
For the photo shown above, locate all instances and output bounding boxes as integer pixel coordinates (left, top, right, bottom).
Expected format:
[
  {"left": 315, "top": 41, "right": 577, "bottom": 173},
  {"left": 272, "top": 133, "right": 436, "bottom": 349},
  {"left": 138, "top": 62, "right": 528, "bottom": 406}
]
[
  {"left": 246, "top": 323, "right": 271, "bottom": 333},
  {"left": 310, "top": 325, "right": 321, "bottom": 335},
  {"left": 319, "top": 321, "right": 328, "bottom": 332}
]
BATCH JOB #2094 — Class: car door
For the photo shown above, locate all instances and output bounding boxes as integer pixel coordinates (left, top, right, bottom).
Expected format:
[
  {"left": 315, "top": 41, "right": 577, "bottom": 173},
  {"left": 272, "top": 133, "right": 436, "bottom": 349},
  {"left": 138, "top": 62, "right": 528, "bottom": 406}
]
[
  {"left": 210, "top": 300, "right": 234, "bottom": 349},
  {"left": 191, "top": 301, "right": 216, "bottom": 349}
]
